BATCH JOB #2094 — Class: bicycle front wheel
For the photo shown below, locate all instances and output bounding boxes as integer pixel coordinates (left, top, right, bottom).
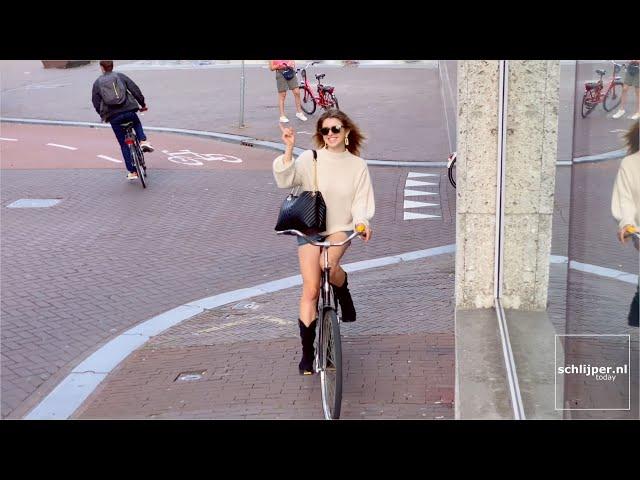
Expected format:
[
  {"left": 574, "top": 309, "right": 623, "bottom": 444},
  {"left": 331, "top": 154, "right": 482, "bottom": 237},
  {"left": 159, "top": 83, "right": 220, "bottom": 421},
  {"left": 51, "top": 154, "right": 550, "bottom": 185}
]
[
  {"left": 603, "top": 82, "right": 623, "bottom": 112},
  {"left": 320, "top": 308, "right": 342, "bottom": 420},
  {"left": 301, "top": 87, "right": 316, "bottom": 115},
  {"left": 132, "top": 145, "right": 146, "bottom": 188}
]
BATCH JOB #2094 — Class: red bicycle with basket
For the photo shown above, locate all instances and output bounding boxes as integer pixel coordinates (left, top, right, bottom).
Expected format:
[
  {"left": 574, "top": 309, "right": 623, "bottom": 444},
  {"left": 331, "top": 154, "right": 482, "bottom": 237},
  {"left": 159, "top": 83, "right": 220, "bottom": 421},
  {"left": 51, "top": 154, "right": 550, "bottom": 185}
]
[
  {"left": 297, "top": 61, "right": 340, "bottom": 115},
  {"left": 581, "top": 61, "right": 625, "bottom": 118}
]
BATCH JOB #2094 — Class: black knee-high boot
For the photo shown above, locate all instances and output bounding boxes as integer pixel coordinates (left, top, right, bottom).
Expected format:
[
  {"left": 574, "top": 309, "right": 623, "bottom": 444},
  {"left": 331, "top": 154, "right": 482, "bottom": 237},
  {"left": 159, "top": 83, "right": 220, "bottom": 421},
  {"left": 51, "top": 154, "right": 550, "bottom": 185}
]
[
  {"left": 331, "top": 272, "right": 356, "bottom": 322},
  {"left": 298, "top": 318, "right": 317, "bottom": 374}
]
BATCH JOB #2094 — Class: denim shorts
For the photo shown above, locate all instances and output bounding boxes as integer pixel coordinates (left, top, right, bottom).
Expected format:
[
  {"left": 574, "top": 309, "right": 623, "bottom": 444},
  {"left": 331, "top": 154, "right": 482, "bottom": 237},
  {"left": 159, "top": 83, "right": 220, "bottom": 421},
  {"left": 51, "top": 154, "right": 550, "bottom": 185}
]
[{"left": 297, "top": 230, "right": 353, "bottom": 247}]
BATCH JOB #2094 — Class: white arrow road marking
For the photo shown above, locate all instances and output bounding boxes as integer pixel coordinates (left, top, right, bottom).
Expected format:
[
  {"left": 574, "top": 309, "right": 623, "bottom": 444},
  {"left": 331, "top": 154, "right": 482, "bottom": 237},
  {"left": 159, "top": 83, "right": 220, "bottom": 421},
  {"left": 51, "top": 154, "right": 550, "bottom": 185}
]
[
  {"left": 404, "top": 212, "right": 441, "bottom": 220},
  {"left": 407, "top": 172, "right": 439, "bottom": 178},
  {"left": 404, "top": 200, "right": 439, "bottom": 209},
  {"left": 0, "top": 137, "right": 18, "bottom": 141},
  {"left": 46, "top": 143, "right": 77, "bottom": 150},
  {"left": 405, "top": 179, "right": 438, "bottom": 187},
  {"left": 97, "top": 155, "right": 122, "bottom": 163},
  {"left": 404, "top": 189, "right": 438, "bottom": 197}
]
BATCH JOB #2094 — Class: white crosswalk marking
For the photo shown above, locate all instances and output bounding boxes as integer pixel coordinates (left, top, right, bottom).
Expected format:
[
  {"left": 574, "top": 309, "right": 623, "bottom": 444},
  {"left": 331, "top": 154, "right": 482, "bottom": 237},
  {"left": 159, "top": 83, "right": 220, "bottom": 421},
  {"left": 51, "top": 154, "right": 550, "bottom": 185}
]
[
  {"left": 405, "top": 179, "right": 437, "bottom": 187},
  {"left": 407, "top": 172, "right": 439, "bottom": 178},
  {"left": 402, "top": 171, "right": 442, "bottom": 221},
  {"left": 404, "top": 200, "right": 439, "bottom": 209},
  {"left": 404, "top": 189, "right": 438, "bottom": 197},
  {"left": 404, "top": 212, "right": 441, "bottom": 220},
  {"left": 0, "top": 137, "right": 18, "bottom": 141}
]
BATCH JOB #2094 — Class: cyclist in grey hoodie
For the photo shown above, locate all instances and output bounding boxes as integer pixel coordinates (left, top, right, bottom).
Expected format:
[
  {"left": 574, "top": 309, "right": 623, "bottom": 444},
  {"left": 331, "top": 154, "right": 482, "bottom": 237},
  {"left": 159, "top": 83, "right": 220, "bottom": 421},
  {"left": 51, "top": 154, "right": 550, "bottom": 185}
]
[{"left": 92, "top": 60, "right": 154, "bottom": 180}]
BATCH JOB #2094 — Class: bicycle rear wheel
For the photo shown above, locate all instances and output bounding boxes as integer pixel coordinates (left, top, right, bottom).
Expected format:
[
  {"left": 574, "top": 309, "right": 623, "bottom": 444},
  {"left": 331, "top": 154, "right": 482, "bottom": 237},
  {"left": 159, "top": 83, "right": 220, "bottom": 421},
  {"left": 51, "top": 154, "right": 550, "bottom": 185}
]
[
  {"left": 328, "top": 93, "right": 339, "bottom": 110},
  {"left": 603, "top": 82, "right": 623, "bottom": 112},
  {"left": 320, "top": 308, "right": 342, "bottom": 420},
  {"left": 301, "top": 87, "right": 316, "bottom": 115},
  {"left": 132, "top": 145, "right": 146, "bottom": 188},
  {"left": 581, "top": 91, "right": 598, "bottom": 118}
]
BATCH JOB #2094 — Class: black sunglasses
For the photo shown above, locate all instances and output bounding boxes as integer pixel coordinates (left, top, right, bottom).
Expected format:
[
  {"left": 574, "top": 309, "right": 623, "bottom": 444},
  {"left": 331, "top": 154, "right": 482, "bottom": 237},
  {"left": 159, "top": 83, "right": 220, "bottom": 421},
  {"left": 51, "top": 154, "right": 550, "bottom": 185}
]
[{"left": 319, "top": 125, "right": 344, "bottom": 135}]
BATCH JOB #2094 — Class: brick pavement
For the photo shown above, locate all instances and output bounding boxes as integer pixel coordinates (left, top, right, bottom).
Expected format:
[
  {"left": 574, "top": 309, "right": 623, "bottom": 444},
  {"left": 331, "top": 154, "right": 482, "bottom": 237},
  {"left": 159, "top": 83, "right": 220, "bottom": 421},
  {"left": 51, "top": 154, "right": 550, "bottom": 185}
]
[
  {"left": 1, "top": 125, "right": 454, "bottom": 418},
  {"left": 74, "top": 254, "right": 455, "bottom": 419},
  {"left": 544, "top": 265, "right": 638, "bottom": 419}
]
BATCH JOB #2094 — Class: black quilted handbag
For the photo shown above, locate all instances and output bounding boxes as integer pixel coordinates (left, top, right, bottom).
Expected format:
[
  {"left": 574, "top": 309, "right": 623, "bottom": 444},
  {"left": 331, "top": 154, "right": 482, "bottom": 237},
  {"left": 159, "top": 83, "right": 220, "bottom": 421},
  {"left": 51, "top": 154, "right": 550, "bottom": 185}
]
[{"left": 275, "top": 150, "right": 327, "bottom": 234}]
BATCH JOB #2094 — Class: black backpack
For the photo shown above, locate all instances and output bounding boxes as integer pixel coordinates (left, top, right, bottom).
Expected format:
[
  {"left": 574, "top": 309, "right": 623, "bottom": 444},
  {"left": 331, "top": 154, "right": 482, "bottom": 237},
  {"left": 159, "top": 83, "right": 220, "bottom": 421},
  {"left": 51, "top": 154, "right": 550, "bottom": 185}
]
[{"left": 98, "top": 72, "right": 128, "bottom": 106}]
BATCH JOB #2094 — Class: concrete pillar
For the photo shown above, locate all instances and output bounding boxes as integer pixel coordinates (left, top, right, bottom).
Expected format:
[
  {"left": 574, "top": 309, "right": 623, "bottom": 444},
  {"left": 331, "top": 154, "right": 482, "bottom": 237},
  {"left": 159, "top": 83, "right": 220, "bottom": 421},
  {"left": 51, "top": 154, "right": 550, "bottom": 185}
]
[
  {"left": 502, "top": 61, "right": 559, "bottom": 310},
  {"left": 455, "top": 61, "right": 500, "bottom": 309},
  {"left": 455, "top": 61, "right": 559, "bottom": 310}
]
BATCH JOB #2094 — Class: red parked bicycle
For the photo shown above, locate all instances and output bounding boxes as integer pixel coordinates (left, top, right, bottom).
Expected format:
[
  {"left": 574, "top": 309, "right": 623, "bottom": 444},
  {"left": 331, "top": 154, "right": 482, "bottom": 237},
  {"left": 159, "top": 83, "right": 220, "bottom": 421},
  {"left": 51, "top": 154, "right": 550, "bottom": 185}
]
[
  {"left": 297, "top": 61, "right": 340, "bottom": 115},
  {"left": 581, "top": 61, "right": 625, "bottom": 118}
]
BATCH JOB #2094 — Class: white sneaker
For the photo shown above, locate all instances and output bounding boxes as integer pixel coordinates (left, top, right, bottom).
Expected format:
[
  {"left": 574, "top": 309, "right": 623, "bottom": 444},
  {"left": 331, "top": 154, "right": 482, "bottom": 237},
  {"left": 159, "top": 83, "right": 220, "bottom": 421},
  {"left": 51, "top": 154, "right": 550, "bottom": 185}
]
[
  {"left": 140, "top": 140, "right": 154, "bottom": 153},
  {"left": 127, "top": 172, "right": 139, "bottom": 180},
  {"left": 279, "top": 116, "right": 289, "bottom": 123},
  {"left": 630, "top": 112, "right": 640, "bottom": 120},
  {"left": 612, "top": 109, "right": 626, "bottom": 119},
  {"left": 295, "top": 112, "right": 308, "bottom": 121}
]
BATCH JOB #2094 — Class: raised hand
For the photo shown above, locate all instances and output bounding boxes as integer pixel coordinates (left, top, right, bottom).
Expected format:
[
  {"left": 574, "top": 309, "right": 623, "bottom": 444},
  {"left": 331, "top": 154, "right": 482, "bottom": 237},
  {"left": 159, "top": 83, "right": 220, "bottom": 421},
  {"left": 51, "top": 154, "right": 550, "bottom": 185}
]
[{"left": 279, "top": 124, "right": 295, "bottom": 148}]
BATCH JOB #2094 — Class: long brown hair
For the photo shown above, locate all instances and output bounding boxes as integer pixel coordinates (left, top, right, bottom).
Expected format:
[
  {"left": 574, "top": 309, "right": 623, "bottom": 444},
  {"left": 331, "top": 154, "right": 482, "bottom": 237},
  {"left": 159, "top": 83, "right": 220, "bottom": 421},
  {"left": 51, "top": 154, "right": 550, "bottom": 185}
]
[
  {"left": 312, "top": 109, "right": 366, "bottom": 156},
  {"left": 624, "top": 120, "right": 639, "bottom": 154}
]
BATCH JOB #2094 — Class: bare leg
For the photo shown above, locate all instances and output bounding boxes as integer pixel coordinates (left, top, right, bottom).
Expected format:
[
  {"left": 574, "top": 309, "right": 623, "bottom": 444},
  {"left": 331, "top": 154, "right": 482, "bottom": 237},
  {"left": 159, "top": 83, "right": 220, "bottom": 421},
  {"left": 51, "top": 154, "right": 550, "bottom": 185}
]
[
  {"left": 292, "top": 87, "right": 303, "bottom": 113},
  {"left": 278, "top": 91, "right": 287, "bottom": 117},
  {"left": 319, "top": 231, "right": 351, "bottom": 287},
  {"left": 298, "top": 244, "right": 322, "bottom": 325}
]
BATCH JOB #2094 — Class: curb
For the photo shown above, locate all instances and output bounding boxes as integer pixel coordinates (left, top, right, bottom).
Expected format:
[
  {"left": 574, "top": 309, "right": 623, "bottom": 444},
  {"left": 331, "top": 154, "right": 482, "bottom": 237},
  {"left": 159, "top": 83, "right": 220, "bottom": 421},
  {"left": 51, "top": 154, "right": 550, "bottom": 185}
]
[
  {"left": 1, "top": 117, "right": 627, "bottom": 167},
  {"left": 24, "top": 244, "right": 456, "bottom": 420},
  {"left": 0, "top": 117, "right": 448, "bottom": 168}
]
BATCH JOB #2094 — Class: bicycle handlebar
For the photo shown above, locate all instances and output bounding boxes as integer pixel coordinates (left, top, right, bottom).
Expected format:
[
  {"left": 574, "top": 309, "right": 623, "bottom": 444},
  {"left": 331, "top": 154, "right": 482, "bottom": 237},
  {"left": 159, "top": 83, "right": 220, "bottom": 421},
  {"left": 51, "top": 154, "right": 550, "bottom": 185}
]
[
  {"left": 623, "top": 225, "right": 639, "bottom": 240},
  {"left": 277, "top": 229, "right": 362, "bottom": 246},
  {"left": 298, "top": 61, "right": 320, "bottom": 72}
]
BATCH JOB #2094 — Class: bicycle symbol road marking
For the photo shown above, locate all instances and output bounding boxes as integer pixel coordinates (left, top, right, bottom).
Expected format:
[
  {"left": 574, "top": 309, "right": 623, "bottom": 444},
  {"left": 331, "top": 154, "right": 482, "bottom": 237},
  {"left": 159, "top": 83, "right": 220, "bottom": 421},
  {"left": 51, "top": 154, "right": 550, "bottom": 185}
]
[{"left": 162, "top": 149, "right": 243, "bottom": 166}]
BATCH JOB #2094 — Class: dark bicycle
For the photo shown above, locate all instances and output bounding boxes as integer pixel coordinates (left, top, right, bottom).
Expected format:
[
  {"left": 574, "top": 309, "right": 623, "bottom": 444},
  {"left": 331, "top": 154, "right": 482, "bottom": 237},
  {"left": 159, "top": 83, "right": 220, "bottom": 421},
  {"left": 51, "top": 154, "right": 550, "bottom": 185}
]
[
  {"left": 121, "top": 121, "right": 147, "bottom": 188},
  {"left": 277, "top": 227, "right": 363, "bottom": 419},
  {"left": 447, "top": 152, "right": 456, "bottom": 188}
]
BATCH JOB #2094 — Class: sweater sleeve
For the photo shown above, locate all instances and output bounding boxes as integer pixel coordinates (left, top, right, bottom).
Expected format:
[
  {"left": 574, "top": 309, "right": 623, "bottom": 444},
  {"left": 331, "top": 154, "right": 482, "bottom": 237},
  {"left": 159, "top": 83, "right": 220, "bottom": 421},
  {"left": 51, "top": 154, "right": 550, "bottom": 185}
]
[
  {"left": 611, "top": 160, "right": 637, "bottom": 230},
  {"left": 272, "top": 150, "right": 311, "bottom": 189},
  {"left": 351, "top": 164, "right": 375, "bottom": 228},
  {"left": 91, "top": 80, "right": 102, "bottom": 116}
]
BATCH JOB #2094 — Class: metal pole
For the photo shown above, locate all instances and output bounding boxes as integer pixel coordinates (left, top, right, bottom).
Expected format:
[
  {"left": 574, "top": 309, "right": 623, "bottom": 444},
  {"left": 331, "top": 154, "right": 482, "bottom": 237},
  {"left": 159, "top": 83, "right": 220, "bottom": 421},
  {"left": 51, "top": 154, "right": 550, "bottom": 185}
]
[{"left": 239, "top": 60, "right": 245, "bottom": 128}]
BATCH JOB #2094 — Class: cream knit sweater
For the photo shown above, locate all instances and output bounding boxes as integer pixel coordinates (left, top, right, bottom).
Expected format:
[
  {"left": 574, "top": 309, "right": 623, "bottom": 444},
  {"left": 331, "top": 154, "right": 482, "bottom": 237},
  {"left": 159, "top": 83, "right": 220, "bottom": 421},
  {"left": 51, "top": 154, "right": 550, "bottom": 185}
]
[
  {"left": 273, "top": 148, "right": 375, "bottom": 235},
  {"left": 611, "top": 151, "right": 640, "bottom": 230}
]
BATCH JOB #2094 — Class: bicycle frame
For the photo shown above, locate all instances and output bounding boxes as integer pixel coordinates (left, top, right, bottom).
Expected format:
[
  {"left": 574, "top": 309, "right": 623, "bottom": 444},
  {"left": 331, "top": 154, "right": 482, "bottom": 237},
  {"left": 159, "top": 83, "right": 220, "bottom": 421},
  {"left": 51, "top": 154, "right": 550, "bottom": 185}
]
[
  {"left": 584, "top": 62, "right": 624, "bottom": 104},
  {"left": 123, "top": 125, "right": 139, "bottom": 150},
  {"left": 277, "top": 229, "right": 360, "bottom": 371},
  {"left": 298, "top": 62, "right": 336, "bottom": 110}
]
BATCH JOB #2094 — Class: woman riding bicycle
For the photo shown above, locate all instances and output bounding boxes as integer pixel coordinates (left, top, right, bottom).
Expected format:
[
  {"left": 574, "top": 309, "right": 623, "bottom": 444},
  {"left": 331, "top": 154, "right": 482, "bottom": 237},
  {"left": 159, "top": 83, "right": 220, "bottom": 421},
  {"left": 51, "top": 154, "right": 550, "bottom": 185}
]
[{"left": 273, "top": 110, "right": 375, "bottom": 374}]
